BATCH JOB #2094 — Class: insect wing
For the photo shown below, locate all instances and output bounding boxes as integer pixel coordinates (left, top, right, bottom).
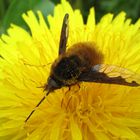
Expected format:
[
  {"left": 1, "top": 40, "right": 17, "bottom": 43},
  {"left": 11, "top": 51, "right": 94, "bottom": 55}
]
[
  {"left": 78, "top": 64, "right": 140, "bottom": 86},
  {"left": 59, "top": 13, "right": 69, "bottom": 55}
]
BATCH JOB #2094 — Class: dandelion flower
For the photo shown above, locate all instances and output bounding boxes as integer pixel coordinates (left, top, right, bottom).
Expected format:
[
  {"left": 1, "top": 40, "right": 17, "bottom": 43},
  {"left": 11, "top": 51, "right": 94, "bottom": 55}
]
[{"left": 0, "top": 0, "right": 140, "bottom": 139}]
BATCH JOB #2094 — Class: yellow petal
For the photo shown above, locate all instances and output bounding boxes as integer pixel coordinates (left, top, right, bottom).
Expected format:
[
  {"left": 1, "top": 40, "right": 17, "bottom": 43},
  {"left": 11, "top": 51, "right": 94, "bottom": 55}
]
[{"left": 70, "top": 116, "right": 82, "bottom": 140}]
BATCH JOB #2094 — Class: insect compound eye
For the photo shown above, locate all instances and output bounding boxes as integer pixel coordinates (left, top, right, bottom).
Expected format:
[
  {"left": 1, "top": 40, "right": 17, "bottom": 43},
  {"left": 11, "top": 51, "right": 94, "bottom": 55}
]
[
  {"left": 47, "top": 77, "right": 62, "bottom": 90},
  {"left": 54, "top": 55, "right": 81, "bottom": 81}
]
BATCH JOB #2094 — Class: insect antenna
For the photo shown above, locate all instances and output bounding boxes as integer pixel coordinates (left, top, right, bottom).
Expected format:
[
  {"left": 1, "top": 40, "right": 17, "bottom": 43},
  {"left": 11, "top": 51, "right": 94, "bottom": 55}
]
[{"left": 25, "top": 90, "right": 50, "bottom": 122}]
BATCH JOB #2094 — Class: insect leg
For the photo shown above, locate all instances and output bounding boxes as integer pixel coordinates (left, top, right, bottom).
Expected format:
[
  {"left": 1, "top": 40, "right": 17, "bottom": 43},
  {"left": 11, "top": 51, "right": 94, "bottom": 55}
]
[
  {"left": 73, "top": 83, "right": 80, "bottom": 93},
  {"left": 61, "top": 86, "right": 71, "bottom": 108},
  {"left": 66, "top": 96, "right": 72, "bottom": 111},
  {"left": 23, "top": 62, "right": 51, "bottom": 67}
]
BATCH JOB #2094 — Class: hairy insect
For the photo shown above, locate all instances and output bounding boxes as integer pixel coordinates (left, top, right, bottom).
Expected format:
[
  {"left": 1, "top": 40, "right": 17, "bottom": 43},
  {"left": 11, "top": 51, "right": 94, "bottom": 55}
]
[{"left": 25, "top": 13, "right": 140, "bottom": 122}]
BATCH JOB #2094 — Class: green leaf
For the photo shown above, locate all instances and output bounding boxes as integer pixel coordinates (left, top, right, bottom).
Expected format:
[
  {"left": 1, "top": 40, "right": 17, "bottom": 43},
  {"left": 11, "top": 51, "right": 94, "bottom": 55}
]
[
  {"left": 0, "top": 0, "right": 5, "bottom": 21},
  {"left": 33, "top": 0, "right": 54, "bottom": 15},
  {"left": 0, "top": 0, "right": 55, "bottom": 34}
]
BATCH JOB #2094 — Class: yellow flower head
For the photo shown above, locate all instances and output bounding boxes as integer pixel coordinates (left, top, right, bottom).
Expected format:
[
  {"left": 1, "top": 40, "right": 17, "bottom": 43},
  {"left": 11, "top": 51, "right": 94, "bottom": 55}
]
[{"left": 0, "top": 0, "right": 140, "bottom": 139}]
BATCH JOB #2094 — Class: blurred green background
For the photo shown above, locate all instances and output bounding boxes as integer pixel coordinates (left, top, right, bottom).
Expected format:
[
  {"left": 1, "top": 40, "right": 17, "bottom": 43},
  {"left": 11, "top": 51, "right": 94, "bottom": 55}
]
[{"left": 0, "top": 0, "right": 140, "bottom": 35}]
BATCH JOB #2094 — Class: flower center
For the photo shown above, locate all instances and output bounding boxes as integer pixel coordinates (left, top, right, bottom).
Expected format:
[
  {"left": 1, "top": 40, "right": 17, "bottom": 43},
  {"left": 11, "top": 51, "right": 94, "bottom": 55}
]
[{"left": 76, "top": 103, "right": 93, "bottom": 119}]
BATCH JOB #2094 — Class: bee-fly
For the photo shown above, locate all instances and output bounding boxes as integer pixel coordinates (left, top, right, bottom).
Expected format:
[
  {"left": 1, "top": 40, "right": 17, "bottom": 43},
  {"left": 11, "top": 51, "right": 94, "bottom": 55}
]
[{"left": 25, "top": 13, "right": 140, "bottom": 122}]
